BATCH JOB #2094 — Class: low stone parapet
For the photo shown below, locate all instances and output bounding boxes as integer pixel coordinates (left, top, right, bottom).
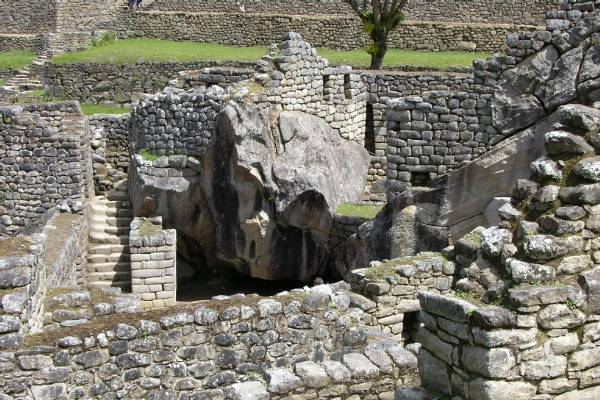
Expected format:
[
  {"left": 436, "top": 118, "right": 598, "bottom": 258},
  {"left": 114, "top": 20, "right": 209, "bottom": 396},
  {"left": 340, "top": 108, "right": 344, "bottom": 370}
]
[
  {"left": 0, "top": 283, "right": 421, "bottom": 398},
  {"left": 417, "top": 289, "right": 600, "bottom": 399},
  {"left": 129, "top": 217, "right": 177, "bottom": 309},
  {"left": 348, "top": 253, "right": 456, "bottom": 342}
]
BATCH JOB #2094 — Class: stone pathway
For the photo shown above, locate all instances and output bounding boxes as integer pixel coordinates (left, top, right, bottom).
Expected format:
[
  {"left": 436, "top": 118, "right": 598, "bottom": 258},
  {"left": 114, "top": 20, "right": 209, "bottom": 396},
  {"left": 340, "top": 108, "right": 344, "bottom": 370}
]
[
  {"left": 0, "top": 52, "right": 47, "bottom": 98},
  {"left": 86, "top": 180, "right": 133, "bottom": 291}
]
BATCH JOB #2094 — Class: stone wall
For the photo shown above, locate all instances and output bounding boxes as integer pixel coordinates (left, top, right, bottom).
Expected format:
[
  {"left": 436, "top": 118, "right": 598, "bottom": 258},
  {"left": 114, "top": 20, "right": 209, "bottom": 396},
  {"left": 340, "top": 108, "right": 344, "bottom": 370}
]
[
  {"left": 0, "top": 34, "right": 45, "bottom": 54},
  {"left": 44, "top": 61, "right": 254, "bottom": 105},
  {"left": 0, "top": 234, "right": 46, "bottom": 350},
  {"left": 43, "top": 212, "right": 88, "bottom": 289},
  {"left": 0, "top": 284, "right": 420, "bottom": 399},
  {"left": 130, "top": 86, "right": 223, "bottom": 158},
  {"left": 418, "top": 290, "right": 600, "bottom": 400},
  {"left": 128, "top": 12, "right": 534, "bottom": 52},
  {"left": 0, "top": 0, "right": 57, "bottom": 35},
  {"left": 348, "top": 253, "right": 456, "bottom": 343},
  {"left": 0, "top": 209, "right": 89, "bottom": 350},
  {"left": 89, "top": 114, "right": 130, "bottom": 173},
  {"left": 130, "top": 217, "right": 177, "bottom": 309},
  {"left": 148, "top": 0, "right": 557, "bottom": 24},
  {"left": 0, "top": 102, "right": 93, "bottom": 236}
]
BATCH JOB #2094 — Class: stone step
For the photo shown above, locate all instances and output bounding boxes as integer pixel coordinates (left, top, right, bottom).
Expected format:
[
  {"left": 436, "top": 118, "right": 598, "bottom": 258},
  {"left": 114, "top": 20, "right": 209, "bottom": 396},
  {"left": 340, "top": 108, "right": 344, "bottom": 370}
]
[
  {"left": 87, "top": 280, "right": 131, "bottom": 291},
  {"left": 90, "top": 206, "right": 133, "bottom": 218},
  {"left": 87, "top": 271, "right": 131, "bottom": 282},
  {"left": 87, "top": 243, "right": 130, "bottom": 255},
  {"left": 86, "top": 262, "right": 131, "bottom": 273},
  {"left": 90, "top": 216, "right": 133, "bottom": 227},
  {"left": 87, "top": 253, "right": 131, "bottom": 264},
  {"left": 92, "top": 225, "right": 131, "bottom": 236},
  {"left": 89, "top": 232, "right": 130, "bottom": 245}
]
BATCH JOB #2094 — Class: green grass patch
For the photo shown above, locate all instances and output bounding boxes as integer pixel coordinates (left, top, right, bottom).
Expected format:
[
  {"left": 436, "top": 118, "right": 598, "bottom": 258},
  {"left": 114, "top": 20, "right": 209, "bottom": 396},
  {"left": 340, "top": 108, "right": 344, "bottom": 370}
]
[
  {"left": 336, "top": 203, "right": 383, "bottom": 219},
  {"left": 0, "top": 80, "right": 4, "bottom": 86},
  {"left": 80, "top": 103, "right": 130, "bottom": 116},
  {"left": 139, "top": 149, "right": 159, "bottom": 162},
  {"left": 0, "top": 50, "right": 36, "bottom": 70},
  {"left": 363, "top": 252, "right": 447, "bottom": 281},
  {"left": 318, "top": 48, "right": 489, "bottom": 69},
  {"left": 51, "top": 39, "right": 489, "bottom": 69},
  {"left": 52, "top": 39, "right": 267, "bottom": 65}
]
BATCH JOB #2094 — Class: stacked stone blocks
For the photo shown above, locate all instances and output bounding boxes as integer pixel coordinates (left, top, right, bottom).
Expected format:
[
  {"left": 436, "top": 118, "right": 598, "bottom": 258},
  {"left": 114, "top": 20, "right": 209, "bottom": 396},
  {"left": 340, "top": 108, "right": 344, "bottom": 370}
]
[{"left": 129, "top": 216, "right": 177, "bottom": 309}]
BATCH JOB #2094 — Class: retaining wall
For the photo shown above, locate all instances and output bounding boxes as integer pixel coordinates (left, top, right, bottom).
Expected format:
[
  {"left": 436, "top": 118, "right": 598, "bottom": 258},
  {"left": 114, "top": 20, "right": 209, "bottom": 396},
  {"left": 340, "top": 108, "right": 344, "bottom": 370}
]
[
  {"left": 0, "top": 102, "right": 93, "bottom": 236},
  {"left": 128, "top": 12, "right": 533, "bottom": 52},
  {"left": 148, "top": 0, "right": 557, "bottom": 25},
  {"left": 0, "top": 285, "right": 420, "bottom": 399}
]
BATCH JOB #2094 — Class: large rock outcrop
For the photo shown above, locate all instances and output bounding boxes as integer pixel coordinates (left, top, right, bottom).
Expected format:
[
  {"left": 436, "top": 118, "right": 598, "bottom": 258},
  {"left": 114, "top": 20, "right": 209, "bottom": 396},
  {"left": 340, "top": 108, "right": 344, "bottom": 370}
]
[{"left": 130, "top": 101, "right": 369, "bottom": 282}]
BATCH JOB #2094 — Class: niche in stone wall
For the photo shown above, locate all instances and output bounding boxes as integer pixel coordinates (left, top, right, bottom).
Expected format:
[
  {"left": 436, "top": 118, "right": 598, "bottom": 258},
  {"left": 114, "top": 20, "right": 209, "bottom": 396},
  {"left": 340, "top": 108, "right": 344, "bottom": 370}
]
[
  {"left": 344, "top": 74, "right": 352, "bottom": 99},
  {"left": 322, "top": 75, "right": 331, "bottom": 101},
  {"left": 412, "top": 172, "right": 433, "bottom": 186},
  {"left": 364, "top": 103, "right": 375, "bottom": 153}
]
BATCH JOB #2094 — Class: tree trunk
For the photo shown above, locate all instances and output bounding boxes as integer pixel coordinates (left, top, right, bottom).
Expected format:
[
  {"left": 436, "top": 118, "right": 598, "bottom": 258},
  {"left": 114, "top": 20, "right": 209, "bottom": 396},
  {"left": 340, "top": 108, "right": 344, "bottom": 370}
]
[{"left": 370, "top": 32, "right": 388, "bottom": 70}]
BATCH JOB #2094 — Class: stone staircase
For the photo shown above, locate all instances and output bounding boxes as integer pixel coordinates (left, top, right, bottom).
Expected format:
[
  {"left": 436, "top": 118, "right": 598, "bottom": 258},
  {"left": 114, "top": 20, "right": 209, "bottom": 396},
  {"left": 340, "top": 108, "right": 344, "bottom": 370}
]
[
  {"left": 86, "top": 180, "right": 133, "bottom": 291},
  {"left": 0, "top": 53, "right": 47, "bottom": 97}
]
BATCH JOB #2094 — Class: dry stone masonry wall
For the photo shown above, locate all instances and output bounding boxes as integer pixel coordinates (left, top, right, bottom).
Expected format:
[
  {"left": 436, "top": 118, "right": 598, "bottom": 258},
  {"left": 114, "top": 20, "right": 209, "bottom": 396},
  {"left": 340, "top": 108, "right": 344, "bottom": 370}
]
[
  {"left": 129, "top": 217, "right": 177, "bottom": 309},
  {"left": 0, "top": 102, "right": 93, "bottom": 236},
  {"left": 0, "top": 283, "right": 421, "bottom": 399}
]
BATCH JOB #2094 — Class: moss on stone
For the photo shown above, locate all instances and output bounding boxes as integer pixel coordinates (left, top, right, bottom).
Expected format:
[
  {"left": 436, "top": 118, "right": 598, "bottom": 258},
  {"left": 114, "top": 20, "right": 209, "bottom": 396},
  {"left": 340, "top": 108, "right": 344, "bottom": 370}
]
[
  {"left": 138, "top": 220, "right": 162, "bottom": 236},
  {"left": 139, "top": 149, "right": 159, "bottom": 162},
  {"left": 363, "top": 252, "right": 447, "bottom": 282},
  {"left": 0, "top": 237, "right": 32, "bottom": 257},
  {"left": 336, "top": 203, "right": 383, "bottom": 220}
]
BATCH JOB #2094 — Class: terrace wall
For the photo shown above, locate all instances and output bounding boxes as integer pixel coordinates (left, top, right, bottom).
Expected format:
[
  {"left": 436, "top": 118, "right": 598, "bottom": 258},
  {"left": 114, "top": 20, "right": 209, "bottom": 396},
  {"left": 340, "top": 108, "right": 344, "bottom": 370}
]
[{"left": 0, "top": 102, "right": 93, "bottom": 236}]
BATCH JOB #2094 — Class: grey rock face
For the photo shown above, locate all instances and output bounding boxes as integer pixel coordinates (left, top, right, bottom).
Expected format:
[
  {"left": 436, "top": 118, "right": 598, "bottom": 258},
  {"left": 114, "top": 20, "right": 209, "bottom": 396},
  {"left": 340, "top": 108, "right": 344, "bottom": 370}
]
[
  {"left": 537, "top": 304, "right": 586, "bottom": 329},
  {"left": 523, "top": 235, "right": 570, "bottom": 261},
  {"left": 531, "top": 157, "right": 562, "bottom": 181},
  {"left": 544, "top": 130, "right": 594, "bottom": 155},
  {"left": 131, "top": 101, "right": 369, "bottom": 281},
  {"left": 492, "top": 94, "right": 546, "bottom": 135},
  {"left": 536, "top": 46, "right": 583, "bottom": 110},
  {"left": 266, "top": 368, "right": 302, "bottom": 394},
  {"left": 573, "top": 156, "right": 600, "bottom": 181},
  {"left": 506, "top": 258, "right": 556, "bottom": 283}
]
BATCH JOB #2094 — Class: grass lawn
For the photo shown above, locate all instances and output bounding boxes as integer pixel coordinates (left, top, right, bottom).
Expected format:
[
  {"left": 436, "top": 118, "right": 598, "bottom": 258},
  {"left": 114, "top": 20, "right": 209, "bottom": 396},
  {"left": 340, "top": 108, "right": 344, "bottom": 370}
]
[
  {"left": 0, "top": 80, "right": 4, "bottom": 86},
  {"left": 80, "top": 103, "right": 130, "bottom": 116},
  {"left": 336, "top": 203, "right": 383, "bottom": 219},
  {"left": 0, "top": 50, "right": 36, "bottom": 71},
  {"left": 51, "top": 39, "right": 488, "bottom": 69}
]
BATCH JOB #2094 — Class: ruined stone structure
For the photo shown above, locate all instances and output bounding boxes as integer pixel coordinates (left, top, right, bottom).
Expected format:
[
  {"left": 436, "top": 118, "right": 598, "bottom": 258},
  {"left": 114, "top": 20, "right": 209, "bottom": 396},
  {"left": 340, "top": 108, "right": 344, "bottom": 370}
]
[
  {"left": 0, "top": 0, "right": 600, "bottom": 399},
  {"left": 0, "top": 0, "right": 560, "bottom": 55}
]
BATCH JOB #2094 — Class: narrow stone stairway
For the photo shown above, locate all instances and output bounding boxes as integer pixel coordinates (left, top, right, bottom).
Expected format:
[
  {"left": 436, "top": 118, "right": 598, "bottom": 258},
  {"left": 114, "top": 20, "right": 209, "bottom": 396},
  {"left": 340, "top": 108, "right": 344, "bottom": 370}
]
[
  {"left": 86, "top": 180, "right": 133, "bottom": 291},
  {"left": 0, "top": 53, "right": 48, "bottom": 97}
]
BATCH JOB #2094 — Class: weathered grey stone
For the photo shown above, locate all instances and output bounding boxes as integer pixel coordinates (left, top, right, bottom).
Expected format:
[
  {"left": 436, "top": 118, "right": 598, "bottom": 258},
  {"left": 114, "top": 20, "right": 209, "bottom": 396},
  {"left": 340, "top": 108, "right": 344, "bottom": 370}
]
[
  {"left": 536, "top": 46, "right": 584, "bottom": 110},
  {"left": 294, "top": 361, "right": 330, "bottom": 387},
  {"left": 523, "top": 235, "right": 570, "bottom": 261},
  {"left": 560, "top": 183, "right": 600, "bottom": 205},
  {"left": 544, "top": 130, "right": 594, "bottom": 155},
  {"left": 522, "top": 354, "right": 567, "bottom": 379},
  {"left": 461, "top": 346, "right": 516, "bottom": 378},
  {"left": 471, "top": 307, "right": 516, "bottom": 329},
  {"left": 480, "top": 227, "right": 512, "bottom": 257},
  {"left": 537, "top": 304, "right": 586, "bottom": 329},
  {"left": 266, "top": 368, "right": 302, "bottom": 394},
  {"left": 472, "top": 328, "right": 537, "bottom": 348},
  {"left": 506, "top": 258, "right": 556, "bottom": 283},
  {"left": 538, "top": 377, "right": 578, "bottom": 395},
  {"left": 342, "top": 353, "right": 379, "bottom": 379},
  {"left": 418, "top": 349, "right": 450, "bottom": 395},
  {"left": 419, "top": 292, "right": 477, "bottom": 323},
  {"left": 31, "top": 383, "right": 66, "bottom": 400},
  {"left": 531, "top": 157, "right": 562, "bottom": 181},
  {"left": 321, "top": 360, "right": 350, "bottom": 382},
  {"left": 225, "top": 381, "right": 268, "bottom": 400},
  {"left": 468, "top": 379, "right": 536, "bottom": 400},
  {"left": 568, "top": 347, "right": 600, "bottom": 371},
  {"left": 579, "top": 267, "right": 600, "bottom": 314},
  {"left": 574, "top": 156, "right": 600, "bottom": 182},
  {"left": 492, "top": 94, "right": 546, "bottom": 135},
  {"left": 508, "top": 285, "right": 584, "bottom": 307},
  {"left": 555, "top": 206, "right": 587, "bottom": 221},
  {"left": 558, "top": 254, "right": 592, "bottom": 275}
]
